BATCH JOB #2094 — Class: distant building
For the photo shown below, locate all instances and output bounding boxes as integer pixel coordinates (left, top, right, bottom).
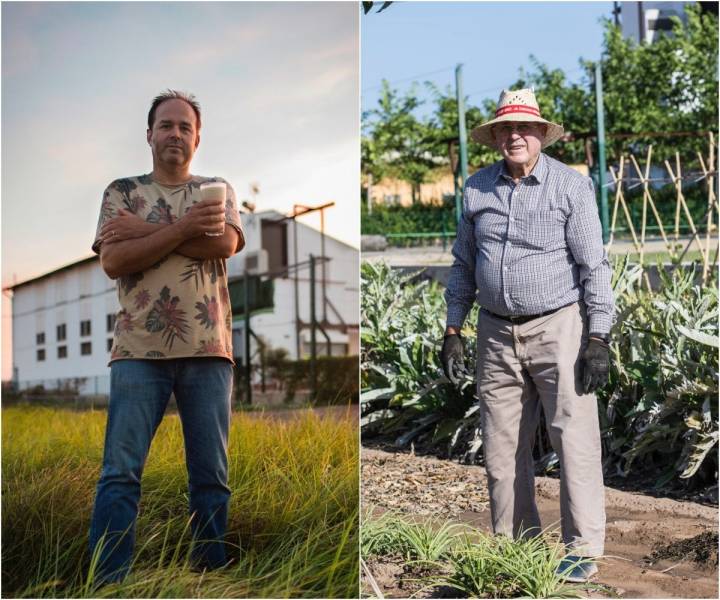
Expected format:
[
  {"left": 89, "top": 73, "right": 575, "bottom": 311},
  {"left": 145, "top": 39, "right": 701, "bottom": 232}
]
[
  {"left": 620, "top": 2, "right": 692, "bottom": 44},
  {"left": 366, "top": 167, "right": 456, "bottom": 208},
  {"left": 7, "top": 210, "right": 359, "bottom": 395}
]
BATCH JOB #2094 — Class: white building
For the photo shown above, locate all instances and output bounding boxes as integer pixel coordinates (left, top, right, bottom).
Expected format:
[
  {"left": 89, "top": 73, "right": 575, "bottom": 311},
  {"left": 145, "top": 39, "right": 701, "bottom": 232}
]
[{"left": 7, "top": 210, "right": 359, "bottom": 395}]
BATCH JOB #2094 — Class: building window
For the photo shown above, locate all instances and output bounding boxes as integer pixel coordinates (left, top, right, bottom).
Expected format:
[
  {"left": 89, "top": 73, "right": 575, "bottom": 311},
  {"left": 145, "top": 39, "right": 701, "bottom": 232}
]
[
  {"left": 107, "top": 338, "right": 113, "bottom": 352},
  {"left": 80, "top": 320, "right": 92, "bottom": 337},
  {"left": 58, "top": 346, "right": 67, "bottom": 359},
  {"left": 36, "top": 332, "right": 45, "bottom": 345},
  {"left": 57, "top": 323, "right": 66, "bottom": 341},
  {"left": 107, "top": 314, "right": 116, "bottom": 333},
  {"left": 37, "top": 349, "right": 46, "bottom": 362},
  {"left": 81, "top": 342, "right": 92, "bottom": 356}
]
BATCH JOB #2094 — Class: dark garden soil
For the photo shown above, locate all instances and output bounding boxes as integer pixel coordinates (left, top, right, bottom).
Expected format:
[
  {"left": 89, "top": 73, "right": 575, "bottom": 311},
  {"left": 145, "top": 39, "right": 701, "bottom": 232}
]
[{"left": 361, "top": 447, "right": 719, "bottom": 599}]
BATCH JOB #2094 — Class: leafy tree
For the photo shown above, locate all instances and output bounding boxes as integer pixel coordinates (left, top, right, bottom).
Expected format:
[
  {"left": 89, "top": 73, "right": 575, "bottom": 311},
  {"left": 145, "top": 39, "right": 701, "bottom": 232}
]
[
  {"left": 362, "top": 81, "right": 439, "bottom": 203},
  {"left": 424, "top": 83, "right": 499, "bottom": 172},
  {"left": 585, "top": 4, "right": 718, "bottom": 163},
  {"left": 362, "top": 4, "right": 717, "bottom": 190},
  {"left": 362, "top": 1, "right": 392, "bottom": 15}
]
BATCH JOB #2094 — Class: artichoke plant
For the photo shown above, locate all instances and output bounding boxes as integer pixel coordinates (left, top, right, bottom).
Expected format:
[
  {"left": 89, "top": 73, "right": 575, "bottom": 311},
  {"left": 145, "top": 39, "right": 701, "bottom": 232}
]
[{"left": 361, "top": 257, "right": 719, "bottom": 489}]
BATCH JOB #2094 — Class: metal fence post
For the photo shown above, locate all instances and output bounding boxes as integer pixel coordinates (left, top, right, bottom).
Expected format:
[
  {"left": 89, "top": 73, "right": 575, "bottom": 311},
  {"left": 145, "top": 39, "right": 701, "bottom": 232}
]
[
  {"left": 595, "top": 62, "right": 610, "bottom": 243},
  {"left": 309, "top": 254, "right": 317, "bottom": 402},
  {"left": 244, "top": 270, "right": 252, "bottom": 405},
  {"left": 455, "top": 64, "right": 469, "bottom": 225}
]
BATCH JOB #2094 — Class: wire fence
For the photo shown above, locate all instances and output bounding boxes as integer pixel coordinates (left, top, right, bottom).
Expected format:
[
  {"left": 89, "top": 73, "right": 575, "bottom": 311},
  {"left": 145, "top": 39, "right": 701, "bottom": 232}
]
[{"left": 11, "top": 375, "right": 111, "bottom": 397}]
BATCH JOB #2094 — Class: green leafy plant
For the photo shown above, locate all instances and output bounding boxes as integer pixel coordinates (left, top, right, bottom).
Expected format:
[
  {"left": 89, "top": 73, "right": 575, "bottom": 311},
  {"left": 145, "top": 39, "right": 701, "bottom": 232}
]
[
  {"left": 361, "top": 257, "right": 719, "bottom": 489},
  {"left": 438, "top": 532, "right": 592, "bottom": 599},
  {"left": 360, "top": 261, "right": 479, "bottom": 455},
  {"left": 361, "top": 511, "right": 465, "bottom": 563},
  {"left": 598, "top": 257, "right": 719, "bottom": 486}
]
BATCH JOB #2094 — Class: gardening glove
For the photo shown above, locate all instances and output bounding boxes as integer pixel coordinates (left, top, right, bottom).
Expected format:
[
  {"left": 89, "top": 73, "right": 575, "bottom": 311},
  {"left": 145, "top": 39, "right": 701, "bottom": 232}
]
[
  {"left": 582, "top": 336, "right": 610, "bottom": 394},
  {"left": 440, "top": 333, "right": 465, "bottom": 385}
]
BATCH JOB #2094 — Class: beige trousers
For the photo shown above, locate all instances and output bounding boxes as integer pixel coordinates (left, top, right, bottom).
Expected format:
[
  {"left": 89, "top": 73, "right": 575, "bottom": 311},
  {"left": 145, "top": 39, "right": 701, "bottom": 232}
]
[{"left": 476, "top": 301, "right": 605, "bottom": 557}]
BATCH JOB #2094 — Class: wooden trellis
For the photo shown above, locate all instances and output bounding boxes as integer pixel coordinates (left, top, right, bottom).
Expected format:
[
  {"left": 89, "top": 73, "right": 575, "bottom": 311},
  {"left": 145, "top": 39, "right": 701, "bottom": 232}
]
[{"left": 605, "top": 132, "right": 719, "bottom": 286}]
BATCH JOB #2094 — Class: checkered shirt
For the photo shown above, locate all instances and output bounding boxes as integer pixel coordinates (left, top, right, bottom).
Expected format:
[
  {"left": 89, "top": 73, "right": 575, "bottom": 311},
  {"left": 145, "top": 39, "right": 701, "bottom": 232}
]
[{"left": 445, "top": 152, "right": 615, "bottom": 334}]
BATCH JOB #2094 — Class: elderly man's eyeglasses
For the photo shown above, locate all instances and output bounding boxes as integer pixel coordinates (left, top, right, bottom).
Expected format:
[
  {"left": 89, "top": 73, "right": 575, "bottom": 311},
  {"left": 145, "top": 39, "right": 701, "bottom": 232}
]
[{"left": 492, "top": 123, "right": 540, "bottom": 137}]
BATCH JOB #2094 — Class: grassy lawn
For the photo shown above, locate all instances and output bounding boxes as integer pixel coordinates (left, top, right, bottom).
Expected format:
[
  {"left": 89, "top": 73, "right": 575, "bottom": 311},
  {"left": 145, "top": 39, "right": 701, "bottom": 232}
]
[{"left": 1, "top": 405, "right": 359, "bottom": 598}]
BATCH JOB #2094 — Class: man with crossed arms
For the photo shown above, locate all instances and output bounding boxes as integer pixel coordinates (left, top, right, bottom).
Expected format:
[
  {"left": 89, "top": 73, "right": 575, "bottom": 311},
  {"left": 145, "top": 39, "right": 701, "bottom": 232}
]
[
  {"left": 89, "top": 90, "right": 244, "bottom": 583},
  {"left": 441, "top": 88, "right": 614, "bottom": 582}
]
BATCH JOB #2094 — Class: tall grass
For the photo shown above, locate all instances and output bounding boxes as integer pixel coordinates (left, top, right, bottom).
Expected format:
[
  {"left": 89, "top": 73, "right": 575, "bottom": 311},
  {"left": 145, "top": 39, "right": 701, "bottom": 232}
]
[{"left": 2, "top": 405, "right": 359, "bottom": 598}]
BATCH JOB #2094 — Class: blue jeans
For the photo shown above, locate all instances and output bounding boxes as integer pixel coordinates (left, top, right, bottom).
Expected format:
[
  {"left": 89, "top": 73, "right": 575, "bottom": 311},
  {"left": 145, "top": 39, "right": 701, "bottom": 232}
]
[{"left": 88, "top": 358, "right": 233, "bottom": 583}]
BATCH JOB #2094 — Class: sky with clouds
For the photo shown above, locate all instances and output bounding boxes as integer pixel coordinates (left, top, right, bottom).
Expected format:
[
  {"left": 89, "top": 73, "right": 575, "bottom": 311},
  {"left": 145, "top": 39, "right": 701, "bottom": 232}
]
[{"left": 1, "top": 1, "right": 359, "bottom": 379}]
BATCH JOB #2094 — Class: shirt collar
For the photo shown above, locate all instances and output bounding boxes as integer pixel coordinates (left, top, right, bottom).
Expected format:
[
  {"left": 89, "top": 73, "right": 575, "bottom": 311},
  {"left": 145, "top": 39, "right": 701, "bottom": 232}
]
[{"left": 495, "top": 152, "right": 548, "bottom": 184}]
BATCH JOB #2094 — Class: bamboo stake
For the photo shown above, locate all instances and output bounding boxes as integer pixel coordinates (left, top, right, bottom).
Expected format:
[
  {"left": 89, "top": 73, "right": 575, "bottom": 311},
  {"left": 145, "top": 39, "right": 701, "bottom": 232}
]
[
  {"left": 616, "top": 158, "right": 641, "bottom": 253},
  {"left": 607, "top": 157, "right": 625, "bottom": 250},
  {"left": 697, "top": 148, "right": 717, "bottom": 284},
  {"left": 629, "top": 150, "right": 676, "bottom": 259},
  {"left": 361, "top": 558, "right": 385, "bottom": 599},
  {"left": 630, "top": 150, "right": 653, "bottom": 290},
  {"left": 630, "top": 151, "right": 675, "bottom": 257},
  {"left": 708, "top": 131, "right": 720, "bottom": 278},
  {"left": 664, "top": 154, "right": 708, "bottom": 271}
]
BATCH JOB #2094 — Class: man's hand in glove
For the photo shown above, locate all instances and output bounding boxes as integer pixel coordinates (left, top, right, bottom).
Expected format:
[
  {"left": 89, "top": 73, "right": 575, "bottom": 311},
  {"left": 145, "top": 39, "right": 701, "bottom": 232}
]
[
  {"left": 440, "top": 333, "right": 465, "bottom": 384},
  {"left": 582, "top": 335, "right": 610, "bottom": 393}
]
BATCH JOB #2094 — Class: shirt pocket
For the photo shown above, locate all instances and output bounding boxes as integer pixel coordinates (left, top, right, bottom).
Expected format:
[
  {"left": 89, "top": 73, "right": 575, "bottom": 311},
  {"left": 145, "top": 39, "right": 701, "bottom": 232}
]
[{"left": 516, "top": 209, "right": 566, "bottom": 250}]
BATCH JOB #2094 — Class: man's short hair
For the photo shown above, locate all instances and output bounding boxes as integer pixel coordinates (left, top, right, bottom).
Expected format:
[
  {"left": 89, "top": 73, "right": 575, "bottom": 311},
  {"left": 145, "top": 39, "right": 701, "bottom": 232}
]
[{"left": 147, "top": 90, "right": 202, "bottom": 130}]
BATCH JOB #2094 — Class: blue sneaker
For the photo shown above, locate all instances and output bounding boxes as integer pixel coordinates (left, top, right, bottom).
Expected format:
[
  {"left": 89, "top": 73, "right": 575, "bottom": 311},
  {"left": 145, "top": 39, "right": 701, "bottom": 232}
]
[{"left": 556, "top": 555, "right": 598, "bottom": 582}]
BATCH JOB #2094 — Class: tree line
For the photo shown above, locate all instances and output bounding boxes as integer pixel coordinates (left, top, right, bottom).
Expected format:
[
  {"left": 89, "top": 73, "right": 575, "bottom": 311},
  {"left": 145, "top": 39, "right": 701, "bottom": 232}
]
[{"left": 362, "top": 5, "right": 718, "bottom": 201}]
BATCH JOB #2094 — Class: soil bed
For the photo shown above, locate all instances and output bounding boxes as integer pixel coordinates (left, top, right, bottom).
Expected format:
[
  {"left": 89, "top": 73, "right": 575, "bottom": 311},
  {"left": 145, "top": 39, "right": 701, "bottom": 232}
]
[{"left": 361, "top": 447, "right": 719, "bottom": 599}]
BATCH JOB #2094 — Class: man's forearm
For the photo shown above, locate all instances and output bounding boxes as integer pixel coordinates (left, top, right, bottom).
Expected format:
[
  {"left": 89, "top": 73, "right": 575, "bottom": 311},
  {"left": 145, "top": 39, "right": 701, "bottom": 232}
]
[
  {"left": 111, "top": 221, "right": 241, "bottom": 260},
  {"left": 175, "top": 227, "right": 242, "bottom": 259},
  {"left": 101, "top": 223, "right": 186, "bottom": 278}
]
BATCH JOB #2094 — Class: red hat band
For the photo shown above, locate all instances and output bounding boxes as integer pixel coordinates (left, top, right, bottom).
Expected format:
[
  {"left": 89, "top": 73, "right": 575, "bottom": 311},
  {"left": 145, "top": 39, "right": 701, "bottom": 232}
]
[{"left": 495, "top": 104, "right": 542, "bottom": 118}]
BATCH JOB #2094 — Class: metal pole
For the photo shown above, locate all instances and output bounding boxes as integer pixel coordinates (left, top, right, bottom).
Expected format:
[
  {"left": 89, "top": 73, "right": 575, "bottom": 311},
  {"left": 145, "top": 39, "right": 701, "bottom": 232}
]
[
  {"left": 595, "top": 63, "right": 610, "bottom": 244},
  {"left": 293, "top": 213, "right": 300, "bottom": 359},
  {"left": 442, "top": 210, "right": 447, "bottom": 252},
  {"left": 244, "top": 269, "right": 252, "bottom": 405},
  {"left": 452, "top": 161, "right": 462, "bottom": 234},
  {"left": 309, "top": 254, "right": 317, "bottom": 402},
  {"left": 455, "top": 63, "right": 469, "bottom": 225},
  {"left": 321, "top": 208, "right": 327, "bottom": 323}
]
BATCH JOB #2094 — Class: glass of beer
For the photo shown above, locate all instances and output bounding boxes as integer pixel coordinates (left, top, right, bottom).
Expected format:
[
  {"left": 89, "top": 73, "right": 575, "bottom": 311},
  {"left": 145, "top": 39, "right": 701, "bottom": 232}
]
[{"left": 200, "top": 181, "right": 226, "bottom": 237}]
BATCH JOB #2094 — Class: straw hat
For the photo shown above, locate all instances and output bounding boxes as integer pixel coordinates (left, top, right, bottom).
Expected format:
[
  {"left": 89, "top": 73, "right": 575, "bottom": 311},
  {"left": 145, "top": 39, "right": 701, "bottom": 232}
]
[{"left": 470, "top": 88, "right": 565, "bottom": 149}]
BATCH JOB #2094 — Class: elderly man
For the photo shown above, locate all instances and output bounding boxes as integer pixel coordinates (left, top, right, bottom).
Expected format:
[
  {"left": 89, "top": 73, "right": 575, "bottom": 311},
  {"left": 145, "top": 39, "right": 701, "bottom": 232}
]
[
  {"left": 440, "top": 89, "right": 613, "bottom": 582},
  {"left": 88, "top": 90, "right": 244, "bottom": 583}
]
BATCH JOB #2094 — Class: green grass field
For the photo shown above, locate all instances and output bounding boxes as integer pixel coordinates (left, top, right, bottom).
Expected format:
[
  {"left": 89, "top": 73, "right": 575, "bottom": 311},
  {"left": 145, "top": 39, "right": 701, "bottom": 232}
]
[{"left": 2, "top": 405, "right": 359, "bottom": 598}]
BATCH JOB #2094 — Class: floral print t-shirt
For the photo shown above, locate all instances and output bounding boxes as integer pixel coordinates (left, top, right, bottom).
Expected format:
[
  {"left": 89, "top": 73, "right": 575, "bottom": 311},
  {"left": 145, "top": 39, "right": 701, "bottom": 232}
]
[{"left": 92, "top": 174, "right": 242, "bottom": 365}]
